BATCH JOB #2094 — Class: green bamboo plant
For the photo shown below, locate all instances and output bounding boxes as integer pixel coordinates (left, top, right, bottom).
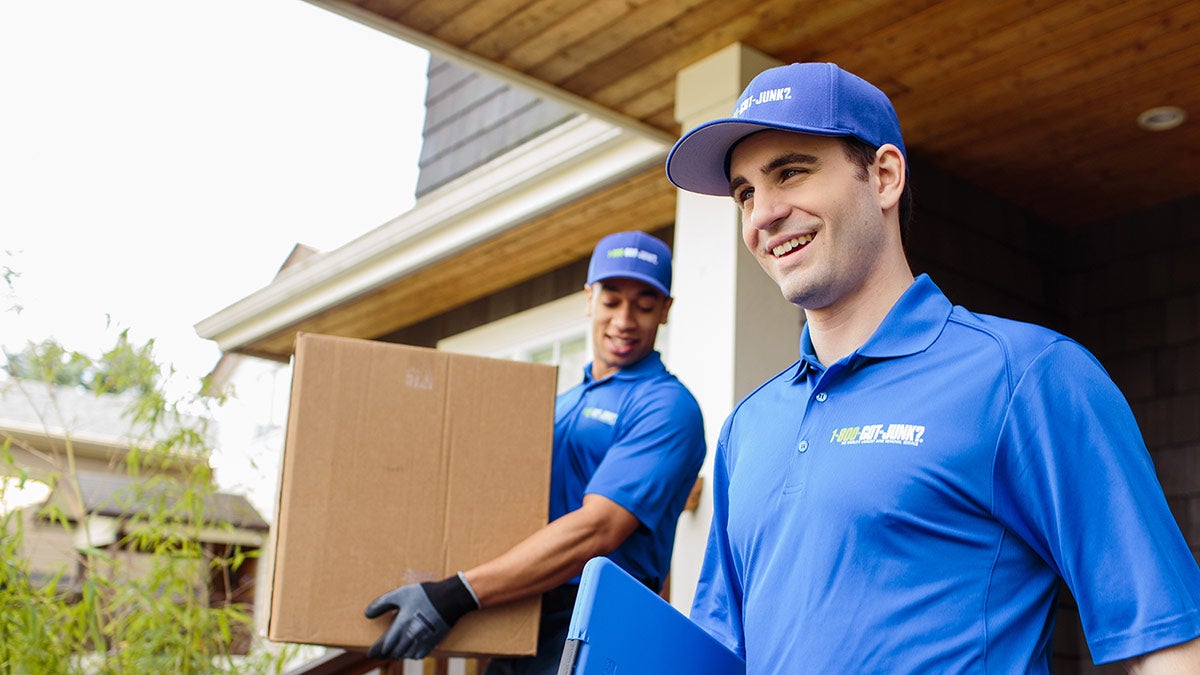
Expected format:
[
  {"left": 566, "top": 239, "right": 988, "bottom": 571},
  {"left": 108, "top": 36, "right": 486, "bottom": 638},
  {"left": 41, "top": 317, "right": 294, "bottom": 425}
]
[{"left": 0, "top": 335, "right": 296, "bottom": 674}]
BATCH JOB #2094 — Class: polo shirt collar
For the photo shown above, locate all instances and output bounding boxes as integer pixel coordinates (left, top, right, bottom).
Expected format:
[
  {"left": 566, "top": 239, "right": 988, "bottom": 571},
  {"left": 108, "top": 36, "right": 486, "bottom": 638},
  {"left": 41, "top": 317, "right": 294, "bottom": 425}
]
[
  {"left": 796, "top": 273, "right": 951, "bottom": 372},
  {"left": 858, "top": 274, "right": 951, "bottom": 358}
]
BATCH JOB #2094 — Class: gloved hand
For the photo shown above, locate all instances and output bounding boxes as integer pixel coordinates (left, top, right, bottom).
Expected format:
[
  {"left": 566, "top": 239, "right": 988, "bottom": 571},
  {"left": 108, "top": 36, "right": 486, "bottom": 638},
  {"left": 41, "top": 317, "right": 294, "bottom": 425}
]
[{"left": 364, "top": 572, "right": 480, "bottom": 660}]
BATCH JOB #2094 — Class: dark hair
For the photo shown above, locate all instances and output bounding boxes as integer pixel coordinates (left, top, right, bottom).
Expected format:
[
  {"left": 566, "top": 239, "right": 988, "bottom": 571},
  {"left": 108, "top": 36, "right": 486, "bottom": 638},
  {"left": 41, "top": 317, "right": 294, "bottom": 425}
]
[{"left": 840, "top": 137, "right": 913, "bottom": 244}]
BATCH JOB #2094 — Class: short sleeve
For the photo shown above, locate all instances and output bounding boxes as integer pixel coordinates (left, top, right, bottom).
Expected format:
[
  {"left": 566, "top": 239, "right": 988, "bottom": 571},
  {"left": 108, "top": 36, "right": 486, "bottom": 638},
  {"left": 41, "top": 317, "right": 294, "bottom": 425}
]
[
  {"left": 585, "top": 381, "right": 705, "bottom": 531},
  {"left": 992, "top": 340, "right": 1200, "bottom": 663}
]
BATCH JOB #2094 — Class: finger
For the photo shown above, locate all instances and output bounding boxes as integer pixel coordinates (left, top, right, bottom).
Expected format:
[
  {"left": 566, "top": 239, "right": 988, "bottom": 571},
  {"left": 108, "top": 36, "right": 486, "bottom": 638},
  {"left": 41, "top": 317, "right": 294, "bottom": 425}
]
[
  {"left": 363, "top": 595, "right": 396, "bottom": 619},
  {"left": 366, "top": 636, "right": 386, "bottom": 660},
  {"left": 376, "top": 619, "right": 408, "bottom": 660},
  {"left": 407, "top": 634, "right": 435, "bottom": 660},
  {"left": 397, "top": 622, "right": 428, "bottom": 660}
]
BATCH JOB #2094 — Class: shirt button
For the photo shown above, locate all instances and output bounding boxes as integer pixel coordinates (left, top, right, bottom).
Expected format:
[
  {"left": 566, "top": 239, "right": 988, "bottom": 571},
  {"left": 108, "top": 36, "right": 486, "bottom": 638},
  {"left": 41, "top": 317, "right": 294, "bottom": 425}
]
[
  {"left": 797, "top": 440, "right": 809, "bottom": 453},
  {"left": 815, "top": 392, "right": 828, "bottom": 402}
]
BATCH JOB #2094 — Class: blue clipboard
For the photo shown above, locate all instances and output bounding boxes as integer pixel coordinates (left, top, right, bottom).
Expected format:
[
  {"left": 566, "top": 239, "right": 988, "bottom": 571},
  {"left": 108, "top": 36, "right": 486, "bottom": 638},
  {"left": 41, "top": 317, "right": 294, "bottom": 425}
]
[{"left": 557, "top": 557, "right": 745, "bottom": 675}]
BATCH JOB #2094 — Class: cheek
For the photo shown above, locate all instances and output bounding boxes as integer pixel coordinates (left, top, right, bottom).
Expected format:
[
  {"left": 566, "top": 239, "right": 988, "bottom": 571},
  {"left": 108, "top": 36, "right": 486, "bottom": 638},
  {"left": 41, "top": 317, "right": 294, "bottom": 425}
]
[
  {"left": 639, "top": 319, "right": 663, "bottom": 340},
  {"left": 740, "top": 217, "right": 757, "bottom": 250}
]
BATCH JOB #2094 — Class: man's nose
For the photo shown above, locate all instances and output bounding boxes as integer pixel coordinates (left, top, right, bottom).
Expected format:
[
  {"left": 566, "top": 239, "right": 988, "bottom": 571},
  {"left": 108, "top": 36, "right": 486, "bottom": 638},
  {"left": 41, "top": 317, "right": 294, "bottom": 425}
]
[
  {"left": 747, "top": 189, "right": 787, "bottom": 232},
  {"left": 612, "top": 304, "right": 636, "bottom": 328}
]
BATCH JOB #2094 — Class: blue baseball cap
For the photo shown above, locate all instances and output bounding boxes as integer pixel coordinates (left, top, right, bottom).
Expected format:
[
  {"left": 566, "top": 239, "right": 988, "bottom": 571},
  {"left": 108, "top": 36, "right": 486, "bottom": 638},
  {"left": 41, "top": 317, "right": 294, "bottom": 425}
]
[
  {"left": 587, "top": 231, "right": 672, "bottom": 297},
  {"left": 665, "top": 62, "right": 907, "bottom": 196}
]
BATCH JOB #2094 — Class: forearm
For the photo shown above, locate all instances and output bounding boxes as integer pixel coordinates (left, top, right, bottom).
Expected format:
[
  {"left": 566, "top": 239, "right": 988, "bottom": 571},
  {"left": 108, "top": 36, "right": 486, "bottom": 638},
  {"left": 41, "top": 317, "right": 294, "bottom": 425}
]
[
  {"left": 464, "top": 495, "right": 638, "bottom": 608},
  {"left": 464, "top": 515, "right": 599, "bottom": 606},
  {"left": 363, "top": 498, "right": 635, "bottom": 661},
  {"left": 1123, "top": 636, "right": 1200, "bottom": 674}
]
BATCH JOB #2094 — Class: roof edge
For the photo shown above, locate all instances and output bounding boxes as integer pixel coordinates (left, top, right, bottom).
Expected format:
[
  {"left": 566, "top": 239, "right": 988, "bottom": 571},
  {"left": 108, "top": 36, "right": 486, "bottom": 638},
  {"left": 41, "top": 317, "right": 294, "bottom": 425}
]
[{"left": 194, "top": 116, "right": 668, "bottom": 353}]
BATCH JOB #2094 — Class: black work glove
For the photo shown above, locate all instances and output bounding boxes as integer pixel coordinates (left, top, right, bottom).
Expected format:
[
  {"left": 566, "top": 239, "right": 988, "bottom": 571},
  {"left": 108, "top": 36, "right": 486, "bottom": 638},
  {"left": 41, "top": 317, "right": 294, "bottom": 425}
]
[{"left": 364, "top": 572, "right": 480, "bottom": 660}]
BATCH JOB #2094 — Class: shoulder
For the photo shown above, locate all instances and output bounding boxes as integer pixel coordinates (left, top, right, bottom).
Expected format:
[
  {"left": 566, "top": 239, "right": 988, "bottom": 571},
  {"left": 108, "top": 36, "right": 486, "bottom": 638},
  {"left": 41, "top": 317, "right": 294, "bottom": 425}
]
[
  {"left": 627, "top": 371, "right": 704, "bottom": 422},
  {"left": 724, "top": 359, "right": 804, "bottom": 428},
  {"left": 945, "top": 306, "right": 1100, "bottom": 377},
  {"left": 943, "top": 308, "right": 1129, "bottom": 425},
  {"left": 948, "top": 306, "right": 1065, "bottom": 353}
]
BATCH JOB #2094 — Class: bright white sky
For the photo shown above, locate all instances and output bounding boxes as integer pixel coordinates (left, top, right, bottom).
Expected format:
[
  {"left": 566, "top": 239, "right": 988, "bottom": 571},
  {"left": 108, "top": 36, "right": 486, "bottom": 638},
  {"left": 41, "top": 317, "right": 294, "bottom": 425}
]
[
  {"left": 0, "top": 0, "right": 428, "bottom": 389},
  {"left": 0, "top": 1, "right": 428, "bottom": 515}
]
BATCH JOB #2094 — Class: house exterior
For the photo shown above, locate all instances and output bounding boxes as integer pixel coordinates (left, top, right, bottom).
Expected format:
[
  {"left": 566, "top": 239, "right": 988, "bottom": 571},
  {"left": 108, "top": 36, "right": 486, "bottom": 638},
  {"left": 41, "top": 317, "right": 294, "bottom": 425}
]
[
  {"left": 0, "top": 374, "right": 270, "bottom": 654},
  {"left": 197, "top": 4, "right": 1200, "bottom": 673}
]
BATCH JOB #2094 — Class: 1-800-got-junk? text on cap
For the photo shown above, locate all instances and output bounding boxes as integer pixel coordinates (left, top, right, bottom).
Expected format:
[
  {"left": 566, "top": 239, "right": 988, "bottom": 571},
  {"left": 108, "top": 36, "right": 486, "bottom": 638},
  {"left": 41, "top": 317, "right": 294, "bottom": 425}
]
[
  {"left": 665, "top": 62, "right": 907, "bottom": 197},
  {"left": 587, "top": 231, "right": 673, "bottom": 297}
]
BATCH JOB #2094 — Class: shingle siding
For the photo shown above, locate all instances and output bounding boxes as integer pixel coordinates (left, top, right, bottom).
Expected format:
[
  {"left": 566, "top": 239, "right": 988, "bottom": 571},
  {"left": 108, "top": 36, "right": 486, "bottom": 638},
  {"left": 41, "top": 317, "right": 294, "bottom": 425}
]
[{"left": 415, "top": 55, "right": 576, "bottom": 198}]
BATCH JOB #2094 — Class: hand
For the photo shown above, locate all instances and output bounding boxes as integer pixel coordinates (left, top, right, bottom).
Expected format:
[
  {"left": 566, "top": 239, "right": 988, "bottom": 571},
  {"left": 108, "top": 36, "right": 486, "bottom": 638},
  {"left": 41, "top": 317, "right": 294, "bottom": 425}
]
[{"left": 364, "top": 573, "right": 479, "bottom": 660}]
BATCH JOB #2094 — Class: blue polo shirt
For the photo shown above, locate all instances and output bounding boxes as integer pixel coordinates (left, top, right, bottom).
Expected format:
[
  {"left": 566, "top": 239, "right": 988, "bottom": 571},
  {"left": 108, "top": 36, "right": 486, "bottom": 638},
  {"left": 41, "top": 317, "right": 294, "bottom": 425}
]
[
  {"left": 551, "top": 350, "right": 705, "bottom": 591},
  {"left": 691, "top": 274, "right": 1200, "bottom": 672}
]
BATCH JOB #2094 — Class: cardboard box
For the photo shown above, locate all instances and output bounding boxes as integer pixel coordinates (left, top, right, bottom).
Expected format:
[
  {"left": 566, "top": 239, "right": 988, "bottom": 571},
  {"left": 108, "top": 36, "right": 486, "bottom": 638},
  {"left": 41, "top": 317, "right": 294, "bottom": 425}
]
[{"left": 268, "top": 333, "right": 556, "bottom": 656}]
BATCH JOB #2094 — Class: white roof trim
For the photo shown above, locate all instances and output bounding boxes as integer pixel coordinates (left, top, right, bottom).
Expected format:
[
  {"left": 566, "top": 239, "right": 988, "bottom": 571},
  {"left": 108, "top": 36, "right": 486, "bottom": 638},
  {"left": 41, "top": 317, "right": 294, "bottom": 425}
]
[{"left": 195, "top": 115, "right": 669, "bottom": 353}]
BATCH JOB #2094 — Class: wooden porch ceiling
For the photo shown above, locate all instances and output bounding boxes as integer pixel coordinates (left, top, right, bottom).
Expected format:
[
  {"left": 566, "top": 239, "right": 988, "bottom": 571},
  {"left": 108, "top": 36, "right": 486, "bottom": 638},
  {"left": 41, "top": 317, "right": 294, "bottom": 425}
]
[
  {"left": 232, "top": 0, "right": 1197, "bottom": 360},
  {"left": 336, "top": 0, "right": 1198, "bottom": 226}
]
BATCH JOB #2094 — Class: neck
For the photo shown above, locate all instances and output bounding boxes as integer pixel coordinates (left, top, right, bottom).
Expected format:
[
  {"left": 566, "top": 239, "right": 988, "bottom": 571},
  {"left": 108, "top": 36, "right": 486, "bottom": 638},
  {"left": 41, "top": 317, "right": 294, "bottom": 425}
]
[
  {"left": 590, "top": 363, "right": 617, "bottom": 381},
  {"left": 805, "top": 265, "right": 914, "bottom": 367}
]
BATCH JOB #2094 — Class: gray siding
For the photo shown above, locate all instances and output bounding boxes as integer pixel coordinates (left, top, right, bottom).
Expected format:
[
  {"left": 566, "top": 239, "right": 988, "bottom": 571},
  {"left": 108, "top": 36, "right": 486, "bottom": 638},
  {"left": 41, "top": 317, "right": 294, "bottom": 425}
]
[{"left": 415, "top": 55, "right": 577, "bottom": 198}]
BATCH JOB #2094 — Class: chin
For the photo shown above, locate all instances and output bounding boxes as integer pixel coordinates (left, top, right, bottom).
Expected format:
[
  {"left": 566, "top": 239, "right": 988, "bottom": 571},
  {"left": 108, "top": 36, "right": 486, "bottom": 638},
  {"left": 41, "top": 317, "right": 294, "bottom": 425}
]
[
  {"left": 778, "top": 273, "right": 834, "bottom": 308},
  {"left": 605, "top": 351, "right": 643, "bottom": 368},
  {"left": 782, "top": 287, "right": 829, "bottom": 310}
]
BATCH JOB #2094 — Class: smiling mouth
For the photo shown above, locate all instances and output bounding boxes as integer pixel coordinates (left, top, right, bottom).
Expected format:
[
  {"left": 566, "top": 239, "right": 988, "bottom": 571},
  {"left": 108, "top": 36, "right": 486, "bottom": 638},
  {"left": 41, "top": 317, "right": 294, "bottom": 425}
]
[
  {"left": 772, "top": 234, "right": 815, "bottom": 257},
  {"left": 607, "top": 336, "right": 638, "bottom": 352}
]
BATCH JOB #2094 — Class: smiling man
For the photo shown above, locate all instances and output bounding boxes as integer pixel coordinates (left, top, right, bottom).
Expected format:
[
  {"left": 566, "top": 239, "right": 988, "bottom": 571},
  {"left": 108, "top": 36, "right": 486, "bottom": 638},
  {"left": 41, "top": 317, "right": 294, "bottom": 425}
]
[
  {"left": 665, "top": 62, "right": 1200, "bottom": 673},
  {"left": 364, "top": 231, "right": 706, "bottom": 675}
]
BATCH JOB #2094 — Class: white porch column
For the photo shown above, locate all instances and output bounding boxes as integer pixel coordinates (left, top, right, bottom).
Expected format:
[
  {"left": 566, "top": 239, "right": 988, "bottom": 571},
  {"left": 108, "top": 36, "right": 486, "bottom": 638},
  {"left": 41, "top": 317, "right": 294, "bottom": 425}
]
[{"left": 665, "top": 44, "right": 804, "bottom": 612}]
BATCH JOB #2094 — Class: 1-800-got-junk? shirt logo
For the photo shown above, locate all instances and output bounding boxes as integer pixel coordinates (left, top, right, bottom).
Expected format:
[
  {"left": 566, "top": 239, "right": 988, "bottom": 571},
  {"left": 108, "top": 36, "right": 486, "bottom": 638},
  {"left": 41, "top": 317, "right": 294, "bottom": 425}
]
[
  {"left": 582, "top": 407, "right": 619, "bottom": 425},
  {"left": 830, "top": 423, "right": 926, "bottom": 447}
]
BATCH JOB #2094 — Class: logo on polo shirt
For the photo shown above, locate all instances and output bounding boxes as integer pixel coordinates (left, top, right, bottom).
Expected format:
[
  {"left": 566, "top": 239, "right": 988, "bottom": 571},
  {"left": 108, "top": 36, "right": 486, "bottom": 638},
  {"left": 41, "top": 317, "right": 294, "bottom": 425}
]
[
  {"left": 581, "top": 406, "right": 618, "bottom": 425},
  {"left": 830, "top": 423, "right": 925, "bottom": 447}
]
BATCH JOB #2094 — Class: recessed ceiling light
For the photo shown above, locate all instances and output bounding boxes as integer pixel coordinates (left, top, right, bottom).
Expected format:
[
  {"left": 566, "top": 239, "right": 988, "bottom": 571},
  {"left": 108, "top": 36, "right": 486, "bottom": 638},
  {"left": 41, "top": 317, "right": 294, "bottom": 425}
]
[{"left": 1137, "top": 106, "right": 1186, "bottom": 131}]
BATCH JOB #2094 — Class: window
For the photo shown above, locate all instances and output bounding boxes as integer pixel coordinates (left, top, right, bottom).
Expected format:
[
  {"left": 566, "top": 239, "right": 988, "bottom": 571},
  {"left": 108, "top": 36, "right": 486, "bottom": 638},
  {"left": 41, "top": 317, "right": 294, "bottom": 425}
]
[
  {"left": 438, "top": 291, "right": 671, "bottom": 393},
  {"left": 438, "top": 293, "right": 589, "bottom": 394},
  {"left": 526, "top": 334, "right": 588, "bottom": 393}
]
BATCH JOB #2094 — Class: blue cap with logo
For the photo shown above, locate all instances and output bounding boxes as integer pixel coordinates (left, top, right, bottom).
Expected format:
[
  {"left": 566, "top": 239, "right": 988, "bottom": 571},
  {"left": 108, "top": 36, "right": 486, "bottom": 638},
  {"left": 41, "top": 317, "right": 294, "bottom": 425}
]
[
  {"left": 587, "top": 231, "right": 673, "bottom": 297},
  {"left": 665, "top": 62, "right": 907, "bottom": 196}
]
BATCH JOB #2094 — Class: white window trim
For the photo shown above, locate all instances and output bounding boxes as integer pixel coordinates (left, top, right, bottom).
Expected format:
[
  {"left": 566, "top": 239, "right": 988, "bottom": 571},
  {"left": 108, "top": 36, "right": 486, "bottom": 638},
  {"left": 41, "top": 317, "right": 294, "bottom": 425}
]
[
  {"left": 437, "top": 290, "right": 672, "bottom": 389},
  {"left": 438, "top": 292, "right": 590, "bottom": 360}
]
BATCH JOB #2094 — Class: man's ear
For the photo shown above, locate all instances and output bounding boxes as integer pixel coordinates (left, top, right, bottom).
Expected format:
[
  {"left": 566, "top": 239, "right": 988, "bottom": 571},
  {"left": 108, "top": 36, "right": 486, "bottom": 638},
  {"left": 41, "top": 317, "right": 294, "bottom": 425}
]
[
  {"left": 584, "top": 283, "right": 595, "bottom": 316},
  {"left": 875, "top": 143, "right": 906, "bottom": 211},
  {"left": 659, "top": 296, "right": 674, "bottom": 325}
]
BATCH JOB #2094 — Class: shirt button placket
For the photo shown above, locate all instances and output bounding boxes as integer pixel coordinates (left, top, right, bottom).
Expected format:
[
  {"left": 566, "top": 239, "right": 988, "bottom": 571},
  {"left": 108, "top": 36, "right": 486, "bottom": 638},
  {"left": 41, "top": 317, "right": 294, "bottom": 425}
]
[{"left": 798, "top": 391, "right": 825, "bottom": 453}]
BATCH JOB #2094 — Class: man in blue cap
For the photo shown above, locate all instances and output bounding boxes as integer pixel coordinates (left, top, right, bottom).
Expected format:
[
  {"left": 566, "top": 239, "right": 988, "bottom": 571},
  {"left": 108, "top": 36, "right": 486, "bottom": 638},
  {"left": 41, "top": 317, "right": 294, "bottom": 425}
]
[
  {"left": 363, "top": 231, "right": 706, "bottom": 674},
  {"left": 666, "top": 62, "right": 1200, "bottom": 672}
]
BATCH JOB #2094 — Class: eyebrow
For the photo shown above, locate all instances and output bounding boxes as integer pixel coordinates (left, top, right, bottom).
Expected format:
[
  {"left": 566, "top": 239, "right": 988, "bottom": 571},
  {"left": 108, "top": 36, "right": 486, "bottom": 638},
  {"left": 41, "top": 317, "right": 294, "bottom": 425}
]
[{"left": 728, "top": 152, "right": 821, "bottom": 198}]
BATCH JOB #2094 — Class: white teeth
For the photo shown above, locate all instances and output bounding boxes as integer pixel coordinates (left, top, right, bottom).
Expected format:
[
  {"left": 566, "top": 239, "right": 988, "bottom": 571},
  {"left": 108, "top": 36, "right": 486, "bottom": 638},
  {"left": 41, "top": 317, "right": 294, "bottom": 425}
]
[{"left": 772, "top": 234, "right": 814, "bottom": 257}]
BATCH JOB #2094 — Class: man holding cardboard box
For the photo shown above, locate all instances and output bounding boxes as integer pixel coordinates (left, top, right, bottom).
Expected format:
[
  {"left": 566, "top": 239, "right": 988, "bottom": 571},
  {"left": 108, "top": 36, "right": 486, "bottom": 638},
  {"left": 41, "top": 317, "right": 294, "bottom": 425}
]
[{"left": 365, "top": 231, "right": 707, "bottom": 674}]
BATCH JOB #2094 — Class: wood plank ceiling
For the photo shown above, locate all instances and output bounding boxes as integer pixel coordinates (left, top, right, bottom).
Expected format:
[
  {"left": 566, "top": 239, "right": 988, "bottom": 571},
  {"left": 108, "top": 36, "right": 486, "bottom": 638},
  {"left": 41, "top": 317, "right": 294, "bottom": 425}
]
[
  {"left": 228, "top": 0, "right": 1197, "bottom": 360},
  {"left": 346, "top": 0, "right": 1197, "bottom": 226}
]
